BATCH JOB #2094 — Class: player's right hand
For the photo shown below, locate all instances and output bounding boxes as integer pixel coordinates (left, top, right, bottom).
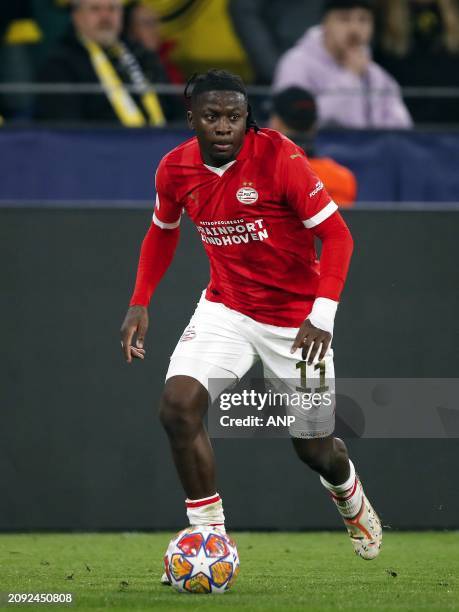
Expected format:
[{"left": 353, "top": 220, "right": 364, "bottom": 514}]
[{"left": 120, "top": 305, "right": 149, "bottom": 363}]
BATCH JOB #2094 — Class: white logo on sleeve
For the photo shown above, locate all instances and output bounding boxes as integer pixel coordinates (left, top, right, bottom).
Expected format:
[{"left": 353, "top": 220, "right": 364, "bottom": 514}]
[
  {"left": 309, "top": 180, "right": 324, "bottom": 198},
  {"left": 236, "top": 186, "right": 258, "bottom": 204}
]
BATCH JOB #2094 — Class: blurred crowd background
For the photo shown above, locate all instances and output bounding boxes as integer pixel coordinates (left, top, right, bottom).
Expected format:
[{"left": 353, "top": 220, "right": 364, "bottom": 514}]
[
  {"left": 2, "top": 0, "right": 459, "bottom": 207},
  {"left": 1, "top": 0, "right": 459, "bottom": 128}
]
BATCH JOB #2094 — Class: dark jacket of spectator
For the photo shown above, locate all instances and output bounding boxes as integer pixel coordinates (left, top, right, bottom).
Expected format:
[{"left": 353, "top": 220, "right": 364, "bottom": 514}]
[
  {"left": 35, "top": 26, "right": 178, "bottom": 124},
  {"left": 228, "top": 0, "right": 324, "bottom": 84},
  {"left": 373, "top": 0, "right": 459, "bottom": 124}
]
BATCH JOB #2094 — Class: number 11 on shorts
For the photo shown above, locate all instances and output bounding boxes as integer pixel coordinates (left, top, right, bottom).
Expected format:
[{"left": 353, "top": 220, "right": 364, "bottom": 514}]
[{"left": 296, "top": 360, "right": 329, "bottom": 394}]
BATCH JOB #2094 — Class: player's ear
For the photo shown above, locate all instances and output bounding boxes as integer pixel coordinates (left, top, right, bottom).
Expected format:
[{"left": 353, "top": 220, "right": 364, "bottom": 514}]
[{"left": 187, "top": 110, "right": 194, "bottom": 130}]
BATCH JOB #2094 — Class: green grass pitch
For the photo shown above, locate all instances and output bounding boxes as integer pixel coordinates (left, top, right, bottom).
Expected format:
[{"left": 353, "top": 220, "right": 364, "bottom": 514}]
[{"left": 0, "top": 532, "right": 457, "bottom": 611}]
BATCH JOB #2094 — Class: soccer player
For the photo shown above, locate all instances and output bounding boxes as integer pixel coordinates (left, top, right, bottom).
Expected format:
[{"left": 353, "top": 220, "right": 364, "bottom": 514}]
[{"left": 120, "top": 70, "right": 382, "bottom": 570}]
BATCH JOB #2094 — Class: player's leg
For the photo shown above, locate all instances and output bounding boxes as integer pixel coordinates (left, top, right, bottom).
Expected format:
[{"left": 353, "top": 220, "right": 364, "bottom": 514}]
[
  {"left": 159, "top": 376, "right": 224, "bottom": 587},
  {"left": 158, "top": 298, "right": 257, "bottom": 585},
  {"left": 160, "top": 295, "right": 257, "bottom": 534},
  {"left": 160, "top": 375, "right": 216, "bottom": 500},
  {"left": 252, "top": 321, "right": 382, "bottom": 559},
  {"left": 292, "top": 435, "right": 381, "bottom": 559},
  {"left": 291, "top": 435, "right": 349, "bottom": 484}
]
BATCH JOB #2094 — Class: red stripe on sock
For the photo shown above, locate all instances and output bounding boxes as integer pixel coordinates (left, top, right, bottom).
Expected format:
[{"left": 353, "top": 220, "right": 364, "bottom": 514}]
[
  {"left": 331, "top": 477, "right": 358, "bottom": 502},
  {"left": 186, "top": 494, "right": 220, "bottom": 508}
]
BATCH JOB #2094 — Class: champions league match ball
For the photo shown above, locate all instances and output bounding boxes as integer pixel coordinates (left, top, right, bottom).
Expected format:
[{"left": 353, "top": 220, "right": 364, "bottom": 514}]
[{"left": 163, "top": 527, "right": 240, "bottom": 594}]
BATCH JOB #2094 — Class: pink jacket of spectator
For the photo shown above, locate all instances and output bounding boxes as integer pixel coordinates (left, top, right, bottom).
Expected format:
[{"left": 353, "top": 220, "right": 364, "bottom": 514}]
[{"left": 273, "top": 26, "right": 413, "bottom": 129}]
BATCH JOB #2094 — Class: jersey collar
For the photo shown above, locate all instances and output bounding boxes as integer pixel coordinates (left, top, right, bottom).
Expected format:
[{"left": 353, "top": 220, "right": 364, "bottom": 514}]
[{"left": 204, "top": 160, "right": 237, "bottom": 176}]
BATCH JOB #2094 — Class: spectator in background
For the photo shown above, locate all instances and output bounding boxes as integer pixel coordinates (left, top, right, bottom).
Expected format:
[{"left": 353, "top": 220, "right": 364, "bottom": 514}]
[
  {"left": 228, "top": 0, "right": 324, "bottom": 84},
  {"left": 121, "top": 1, "right": 184, "bottom": 85},
  {"left": 31, "top": 0, "right": 78, "bottom": 70},
  {"left": 35, "top": 0, "right": 172, "bottom": 125},
  {"left": 373, "top": 0, "right": 459, "bottom": 124},
  {"left": 273, "top": 0, "right": 413, "bottom": 128},
  {"left": 270, "top": 87, "right": 357, "bottom": 207},
  {"left": 0, "top": 0, "right": 42, "bottom": 120}
]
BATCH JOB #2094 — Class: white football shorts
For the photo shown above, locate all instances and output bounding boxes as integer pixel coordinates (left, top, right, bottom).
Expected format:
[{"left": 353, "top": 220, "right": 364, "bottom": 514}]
[{"left": 166, "top": 292, "right": 335, "bottom": 438}]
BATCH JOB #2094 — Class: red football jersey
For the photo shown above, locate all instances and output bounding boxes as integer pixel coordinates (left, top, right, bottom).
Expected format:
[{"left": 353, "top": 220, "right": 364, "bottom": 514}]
[{"left": 154, "top": 128, "right": 337, "bottom": 327}]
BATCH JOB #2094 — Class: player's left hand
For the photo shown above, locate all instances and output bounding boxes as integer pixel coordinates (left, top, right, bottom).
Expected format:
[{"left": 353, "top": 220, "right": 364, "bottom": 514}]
[{"left": 290, "top": 319, "right": 331, "bottom": 364}]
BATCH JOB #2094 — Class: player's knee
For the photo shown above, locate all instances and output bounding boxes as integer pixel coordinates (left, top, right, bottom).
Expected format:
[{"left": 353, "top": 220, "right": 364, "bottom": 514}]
[
  {"left": 159, "top": 391, "right": 197, "bottom": 435},
  {"left": 159, "top": 384, "right": 204, "bottom": 439}
]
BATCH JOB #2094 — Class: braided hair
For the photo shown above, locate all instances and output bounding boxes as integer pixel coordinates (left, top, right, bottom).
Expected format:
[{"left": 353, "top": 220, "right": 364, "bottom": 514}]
[{"left": 184, "top": 69, "right": 259, "bottom": 133}]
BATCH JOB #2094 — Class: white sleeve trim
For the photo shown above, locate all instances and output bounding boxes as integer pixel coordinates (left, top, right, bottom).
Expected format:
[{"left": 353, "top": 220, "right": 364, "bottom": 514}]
[
  {"left": 302, "top": 200, "right": 338, "bottom": 229},
  {"left": 152, "top": 210, "right": 181, "bottom": 229},
  {"left": 307, "top": 297, "right": 338, "bottom": 335}
]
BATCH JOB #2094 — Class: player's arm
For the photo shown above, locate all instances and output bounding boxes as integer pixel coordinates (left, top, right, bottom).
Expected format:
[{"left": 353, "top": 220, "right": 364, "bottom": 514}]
[
  {"left": 291, "top": 210, "right": 353, "bottom": 363},
  {"left": 120, "top": 162, "right": 182, "bottom": 363},
  {"left": 279, "top": 140, "right": 354, "bottom": 363}
]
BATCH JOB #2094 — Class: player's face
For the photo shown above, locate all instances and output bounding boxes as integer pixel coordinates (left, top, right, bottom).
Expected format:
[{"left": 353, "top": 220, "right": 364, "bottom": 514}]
[
  {"left": 323, "top": 8, "right": 373, "bottom": 54},
  {"left": 188, "top": 91, "right": 248, "bottom": 167},
  {"left": 73, "top": 0, "right": 123, "bottom": 47}
]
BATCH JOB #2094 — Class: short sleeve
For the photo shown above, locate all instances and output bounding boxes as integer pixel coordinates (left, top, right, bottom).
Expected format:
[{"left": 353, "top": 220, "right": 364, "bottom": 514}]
[
  {"left": 278, "top": 139, "right": 338, "bottom": 229},
  {"left": 152, "top": 159, "right": 182, "bottom": 229}
]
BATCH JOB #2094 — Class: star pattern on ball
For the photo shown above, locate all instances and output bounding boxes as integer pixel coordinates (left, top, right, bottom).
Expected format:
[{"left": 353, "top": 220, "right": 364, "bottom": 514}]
[{"left": 188, "top": 542, "right": 215, "bottom": 580}]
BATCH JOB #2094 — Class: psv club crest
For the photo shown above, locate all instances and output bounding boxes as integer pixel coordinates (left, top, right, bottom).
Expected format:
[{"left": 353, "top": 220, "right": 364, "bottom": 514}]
[
  {"left": 236, "top": 182, "right": 258, "bottom": 205},
  {"left": 180, "top": 325, "right": 196, "bottom": 342}
]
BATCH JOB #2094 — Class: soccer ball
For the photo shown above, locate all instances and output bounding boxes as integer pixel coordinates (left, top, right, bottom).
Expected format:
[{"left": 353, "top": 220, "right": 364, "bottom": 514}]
[{"left": 163, "top": 526, "right": 240, "bottom": 594}]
